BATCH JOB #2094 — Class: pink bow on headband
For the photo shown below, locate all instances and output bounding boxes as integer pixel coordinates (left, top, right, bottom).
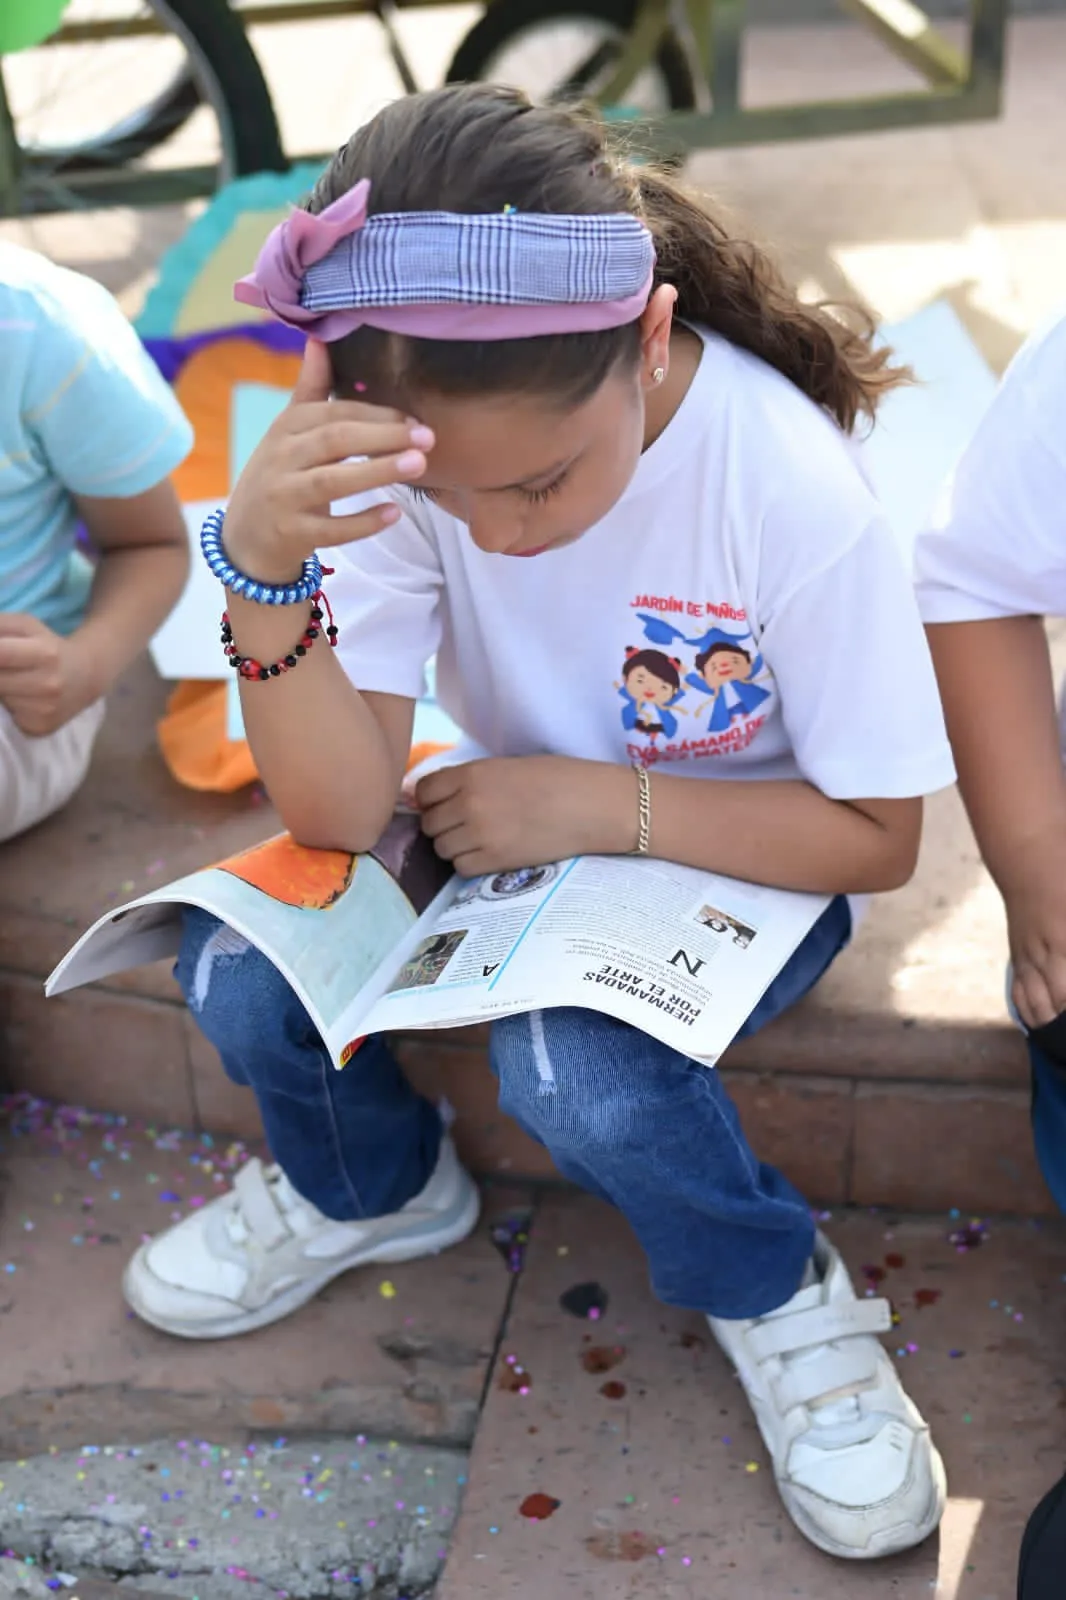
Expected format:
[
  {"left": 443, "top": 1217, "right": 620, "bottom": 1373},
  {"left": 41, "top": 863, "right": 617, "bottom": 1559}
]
[
  {"left": 233, "top": 177, "right": 656, "bottom": 342},
  {"left": 234, "top": 178, "right": 371, "bottom": 336}
]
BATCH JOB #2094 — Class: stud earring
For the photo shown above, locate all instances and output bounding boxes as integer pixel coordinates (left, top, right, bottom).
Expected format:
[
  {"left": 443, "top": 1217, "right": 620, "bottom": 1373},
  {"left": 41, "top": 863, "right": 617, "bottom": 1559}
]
[{"left": 651, "top": 366, "right": 665, "bottom": 385}]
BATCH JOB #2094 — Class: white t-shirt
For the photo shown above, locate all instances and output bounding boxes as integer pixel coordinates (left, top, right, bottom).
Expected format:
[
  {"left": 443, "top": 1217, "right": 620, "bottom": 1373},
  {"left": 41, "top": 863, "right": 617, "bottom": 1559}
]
[
  {"left": 327, "top": 327, "right": 954, "bottom": 805},
  {"left": 914, "top": 308, "right": 1066, "bottom": 624}
]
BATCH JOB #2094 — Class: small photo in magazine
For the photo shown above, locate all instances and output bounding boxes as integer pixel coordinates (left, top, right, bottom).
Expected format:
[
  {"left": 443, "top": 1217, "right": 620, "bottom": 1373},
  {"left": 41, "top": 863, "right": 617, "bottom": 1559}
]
[
  {"left": 393, "top": 929, "right": 469, "bottom": 989},
  {"left": 695, "top": 904, "right": 758, "bottom": 949},
  {"left": 482, "top": 865, "right": 558, "bottom": 900}
]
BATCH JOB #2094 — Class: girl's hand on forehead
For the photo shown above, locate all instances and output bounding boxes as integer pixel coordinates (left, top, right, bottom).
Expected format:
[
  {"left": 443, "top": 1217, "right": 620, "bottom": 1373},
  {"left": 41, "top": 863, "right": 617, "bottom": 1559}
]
[{"left": 223, "top": 339, "right": 433, "bottom": 581}]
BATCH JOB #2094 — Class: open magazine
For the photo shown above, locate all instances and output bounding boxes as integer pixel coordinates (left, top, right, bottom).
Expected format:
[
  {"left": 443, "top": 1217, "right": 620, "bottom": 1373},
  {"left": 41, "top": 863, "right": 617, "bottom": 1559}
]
[{"left": 47, "top": 817, "right": 829, "bottom": 1069}]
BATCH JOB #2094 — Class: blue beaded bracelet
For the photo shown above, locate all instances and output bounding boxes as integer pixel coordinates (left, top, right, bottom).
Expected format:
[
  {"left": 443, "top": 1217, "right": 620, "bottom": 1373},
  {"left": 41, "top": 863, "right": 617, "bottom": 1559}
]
[{"left": 200, "top": 506, "right": 323, "bottom": 605}]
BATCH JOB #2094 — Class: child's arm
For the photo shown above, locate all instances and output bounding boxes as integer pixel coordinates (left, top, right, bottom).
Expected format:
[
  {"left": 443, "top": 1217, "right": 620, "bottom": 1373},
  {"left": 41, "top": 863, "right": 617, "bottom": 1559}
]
[
  {"left": 913, "top": 318, "right": 1066, "bottom": 1027},
  {"left": 928, "top": 616, "right": 1066, "bottom": 1026},
  {"left": 218, "top": 341, "right": 437, "bottom": 851},
  {"left": 418, "top": 500, "right": 950, "bottom": 892},
  {"left": 0, "top": 481, "right": 188, "bottom": 736},
  {"left": 416, "top": 756, "right": 918, "bottom": 894}
]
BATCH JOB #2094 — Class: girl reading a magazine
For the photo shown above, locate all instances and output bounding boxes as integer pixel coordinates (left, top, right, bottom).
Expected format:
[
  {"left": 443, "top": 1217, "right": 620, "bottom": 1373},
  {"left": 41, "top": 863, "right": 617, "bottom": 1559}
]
[{"left": 124, "top": 85, "right": 955, "bottom": 1562}]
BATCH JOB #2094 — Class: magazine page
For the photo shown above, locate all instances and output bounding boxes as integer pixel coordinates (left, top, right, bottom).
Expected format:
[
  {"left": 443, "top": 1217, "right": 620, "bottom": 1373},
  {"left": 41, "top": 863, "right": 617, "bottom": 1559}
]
[
  {"left": 353, "top": 855, "right": 829, "bottom": 1066},
  {"left": 46, "top": 818, "right": 453, "bottom": 1060}
]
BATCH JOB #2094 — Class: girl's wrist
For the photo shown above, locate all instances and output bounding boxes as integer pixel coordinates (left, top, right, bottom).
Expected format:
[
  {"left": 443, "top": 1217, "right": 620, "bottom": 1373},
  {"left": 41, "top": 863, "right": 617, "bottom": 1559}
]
[
  {"left": 64, "top": 622, "right": 119, "bottom": 706},
  {"left": 994, "top": 814, "right": 1066, "bottom": 902},
  {"left": 221, "top": 523, "right": 312, "bottom": 590},
  {"left": 572, "top": 760, "right": 648, "bottom": 856}
]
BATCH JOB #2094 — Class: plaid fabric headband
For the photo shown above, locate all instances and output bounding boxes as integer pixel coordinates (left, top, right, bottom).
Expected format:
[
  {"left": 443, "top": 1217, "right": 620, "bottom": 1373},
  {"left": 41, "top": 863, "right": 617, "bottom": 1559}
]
[{"left": 234, "top": 178, "right": 656, "bottom": 341}]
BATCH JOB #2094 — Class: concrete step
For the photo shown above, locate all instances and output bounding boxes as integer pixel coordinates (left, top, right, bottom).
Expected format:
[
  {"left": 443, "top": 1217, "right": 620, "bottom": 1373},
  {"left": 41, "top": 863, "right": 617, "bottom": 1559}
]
[
  {"left": 0, "top": 658, "right": 1049, "bottom": 1215},
  {"left": 435, "top": 1190, "right": 1066, "bottom": 1600}
]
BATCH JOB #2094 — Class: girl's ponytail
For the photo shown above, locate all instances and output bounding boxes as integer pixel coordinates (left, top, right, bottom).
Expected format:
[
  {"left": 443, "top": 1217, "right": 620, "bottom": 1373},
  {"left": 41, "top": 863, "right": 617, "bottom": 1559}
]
[
  {"left": 306, "top": 84, "right": 906, "bottom": 432},
  {"left": 633, "top": 166, "right": 906, "bottom": 433}
]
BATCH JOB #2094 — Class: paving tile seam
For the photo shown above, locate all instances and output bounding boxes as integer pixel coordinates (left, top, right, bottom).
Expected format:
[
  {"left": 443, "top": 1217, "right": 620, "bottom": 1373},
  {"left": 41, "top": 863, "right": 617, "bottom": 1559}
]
[{"left": 473, "top": 1196, "right": 544, "bottom": 1421}]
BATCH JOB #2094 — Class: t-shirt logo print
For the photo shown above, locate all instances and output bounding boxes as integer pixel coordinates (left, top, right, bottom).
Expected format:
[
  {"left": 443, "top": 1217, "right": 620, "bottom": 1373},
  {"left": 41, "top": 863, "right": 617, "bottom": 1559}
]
[{"left": 617, "top": 607, "right": 774, "bottom": 764}]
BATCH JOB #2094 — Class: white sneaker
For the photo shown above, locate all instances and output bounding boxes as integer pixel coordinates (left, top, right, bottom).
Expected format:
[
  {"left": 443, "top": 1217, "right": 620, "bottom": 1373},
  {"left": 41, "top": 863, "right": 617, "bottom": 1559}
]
[
  {"left": 708, "top": 1233, "right": 946, "bottom": 1559},
  {"left": 123, "top": 1135, "right": 480, "bottom": 1339}
]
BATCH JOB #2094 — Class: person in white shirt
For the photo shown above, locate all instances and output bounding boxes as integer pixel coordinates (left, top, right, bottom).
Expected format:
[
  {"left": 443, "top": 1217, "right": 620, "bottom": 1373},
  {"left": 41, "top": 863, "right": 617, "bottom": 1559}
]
[
  {"left": 122, "top": 84, "right": 955, "bottom": 1563},
  {"left": 915, "top": 309, "right": 1066, "bottom": 1214}
]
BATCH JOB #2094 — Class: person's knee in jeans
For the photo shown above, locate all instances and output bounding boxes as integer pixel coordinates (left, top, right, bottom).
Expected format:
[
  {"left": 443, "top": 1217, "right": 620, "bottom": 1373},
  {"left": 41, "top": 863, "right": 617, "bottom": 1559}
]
[
  {"left": 175, "top": 904, "right": 449, "bottom": 1216},
  {"left": 175, "top": 905, "right": 301, "bottom": 1088}
]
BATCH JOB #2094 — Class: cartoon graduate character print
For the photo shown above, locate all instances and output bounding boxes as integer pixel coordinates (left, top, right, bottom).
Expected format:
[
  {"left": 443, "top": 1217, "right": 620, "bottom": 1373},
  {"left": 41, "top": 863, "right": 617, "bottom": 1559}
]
[
  {"left": 634, "top": 613, "right": 771, "bottom": 735},
  {"left": 616, "top": 647, "right": 685, "bottom": 744},
  {"left": 685, "top": 634, "right": 771, "bottom": 733}
]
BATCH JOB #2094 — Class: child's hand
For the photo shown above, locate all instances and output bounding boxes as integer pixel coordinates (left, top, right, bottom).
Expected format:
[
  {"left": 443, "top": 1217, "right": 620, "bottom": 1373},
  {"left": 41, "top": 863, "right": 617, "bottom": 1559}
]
[
  {"left": 1005, "top": 845, "right": 1066, "bottom": 1028},
  {"left": 415, "top": 755, "right": 632, "bottom": 876},
  {"left": 223, "top": 339, "right": 434, "bottom": 583},
  {"left": 0, "top": 613, "right": 99, "bottom": 736}
]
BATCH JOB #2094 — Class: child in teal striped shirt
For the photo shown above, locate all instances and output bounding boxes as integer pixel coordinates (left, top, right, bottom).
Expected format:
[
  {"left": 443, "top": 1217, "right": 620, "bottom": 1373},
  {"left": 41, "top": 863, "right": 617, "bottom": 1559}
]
[{"left": 0, "top": 242, "right": 192, "bottom": 840}]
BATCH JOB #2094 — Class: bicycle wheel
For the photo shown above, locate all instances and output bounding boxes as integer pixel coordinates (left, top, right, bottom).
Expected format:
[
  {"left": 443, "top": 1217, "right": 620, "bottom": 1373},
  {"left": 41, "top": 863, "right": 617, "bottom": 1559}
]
[
  {"left": 2, "top": 0, "right": 284, "bottom": 215},
  {"left": 447, "top": 0, "right": 696, "bottom": 114}
]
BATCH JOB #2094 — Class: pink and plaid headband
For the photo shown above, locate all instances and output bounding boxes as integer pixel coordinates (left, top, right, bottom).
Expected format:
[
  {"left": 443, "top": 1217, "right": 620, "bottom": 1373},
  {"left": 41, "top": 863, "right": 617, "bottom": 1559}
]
[{"left": 234, "top": 178, "right": 656, "bottom": 341}]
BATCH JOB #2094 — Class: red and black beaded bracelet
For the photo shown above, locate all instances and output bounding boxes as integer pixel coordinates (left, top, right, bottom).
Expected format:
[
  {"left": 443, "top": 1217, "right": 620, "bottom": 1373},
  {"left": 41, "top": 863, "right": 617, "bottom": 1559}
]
[{"left": 221, "top": 589, "right": 339, "bottom": 681}]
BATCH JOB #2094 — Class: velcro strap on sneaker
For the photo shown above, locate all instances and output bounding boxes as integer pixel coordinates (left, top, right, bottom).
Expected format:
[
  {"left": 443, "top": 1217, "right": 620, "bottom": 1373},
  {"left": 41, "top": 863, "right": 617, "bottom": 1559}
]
[
  {"left": 234, "top": 1159, "right": 291, "bottom": 1249},
  {"left": 773, "top": 1346, "right": 881, "bottom": 1412},
  {"left": 747, "top": 1298, "right": 892, "bottom": 1363}
]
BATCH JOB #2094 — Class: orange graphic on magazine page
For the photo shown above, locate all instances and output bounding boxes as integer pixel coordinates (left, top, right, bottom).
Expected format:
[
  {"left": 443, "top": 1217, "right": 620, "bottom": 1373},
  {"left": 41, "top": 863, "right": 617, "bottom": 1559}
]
[{"left": 219, "top": 835, "right": 357, "bottom": 908}]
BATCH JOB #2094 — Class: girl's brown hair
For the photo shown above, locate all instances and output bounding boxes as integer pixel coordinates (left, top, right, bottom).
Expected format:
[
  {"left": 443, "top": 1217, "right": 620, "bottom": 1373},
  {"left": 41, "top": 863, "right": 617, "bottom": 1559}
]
[{"left": 306, "top": 83, "right": 904, "bottom": 434}]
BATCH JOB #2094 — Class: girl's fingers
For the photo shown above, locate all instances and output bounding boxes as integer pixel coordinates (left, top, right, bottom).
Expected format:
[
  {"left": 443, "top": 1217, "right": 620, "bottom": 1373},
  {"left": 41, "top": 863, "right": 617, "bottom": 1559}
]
[
  {"left": 288, "top": 418, "right": 432, "bottom": 469},
  {"left": 453, "top": 850, "right": 489, "bottom": 880},
  {"left": 295, "top": 450, "right": 428, "bottom": 510},
  {"left": 309, "top": 500, "right": 404, "bottom": 546},
  {"left": 1041, "top": 949, "right": 1066, "bottom": 1019},
  {"left": 417, "top": 796, "right": 466, "bottom": 840},
  {"left": 286, "top": 396, "right": 408, "bottom": 432},
  {"left": 425, "top": 821, "right": 476, "bottom": 862},
  {"left": 1015, "top": 965, "right": 1056, "bottom": 1030}
]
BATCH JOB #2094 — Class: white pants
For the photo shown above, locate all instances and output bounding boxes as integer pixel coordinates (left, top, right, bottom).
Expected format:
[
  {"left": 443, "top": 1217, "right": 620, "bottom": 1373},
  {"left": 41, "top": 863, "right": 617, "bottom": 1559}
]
[{"left": 0, "top": 699, "right": 105, "bottom": 844}]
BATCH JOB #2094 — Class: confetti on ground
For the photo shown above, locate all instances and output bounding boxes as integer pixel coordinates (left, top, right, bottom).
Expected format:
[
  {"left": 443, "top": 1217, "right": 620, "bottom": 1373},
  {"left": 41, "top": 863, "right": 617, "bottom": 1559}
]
[
  {"left": 0, "top": 1094, "right": 254, "bottom": 1279},
  {"left": 379, "top": 1281, "right": 397, "bottom": 1300},
  {"left": 497, "top": 1357, "right": 533, "bottom": 1395},
  {"left": 0, "top": 1436, "right": 465, "bottom": 1594},
  {"left": 599, "top": 1381, "right": 627, "bottom": 1400},
  {"left": 490, "top": 1215, "right": 532, "bottom": 1274},
  {"left": 559, "top": 1282, "right": 609, "bottom": 1320},
  {"left": 584, "top": 1529, "right": 660, "bottom": 1561},
  {"left": 519, "top": 1493, "right": 561, "bottom": 1521},
  {"left": 580, "top": 1345, "right": 626, "bottom": 1375},
  {"left": 949, "top": 1220, "right": 989, "bottom": 1252}
]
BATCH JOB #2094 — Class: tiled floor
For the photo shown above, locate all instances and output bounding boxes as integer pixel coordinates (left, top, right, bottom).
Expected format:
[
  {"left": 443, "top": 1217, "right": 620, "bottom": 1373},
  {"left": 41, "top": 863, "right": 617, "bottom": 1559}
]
[{"left": 438, "top": 1192, "right": 1066, "bottom": 1600}]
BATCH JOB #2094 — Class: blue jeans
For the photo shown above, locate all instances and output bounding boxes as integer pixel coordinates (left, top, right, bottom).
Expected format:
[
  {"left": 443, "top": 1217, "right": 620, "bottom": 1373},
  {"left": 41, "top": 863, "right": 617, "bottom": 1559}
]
[
  {"left": 177, "top": 895, "right": 852, "bottom": 1319},
  {"left": 1029, "top": 1043, "right": 1066, "bottom": 1215}
]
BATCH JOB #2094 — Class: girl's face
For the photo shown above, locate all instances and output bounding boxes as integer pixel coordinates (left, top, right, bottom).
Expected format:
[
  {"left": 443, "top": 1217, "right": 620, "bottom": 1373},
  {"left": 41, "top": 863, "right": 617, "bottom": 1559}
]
[
  {"left": 626, "top": 665, "right": 676, "bottom": 706},
  {"left": 398, "top": 286, "right": 686, "bottom": 558},
  {"left": 406, "top": 366, "right": 646, "bottom": 556}
]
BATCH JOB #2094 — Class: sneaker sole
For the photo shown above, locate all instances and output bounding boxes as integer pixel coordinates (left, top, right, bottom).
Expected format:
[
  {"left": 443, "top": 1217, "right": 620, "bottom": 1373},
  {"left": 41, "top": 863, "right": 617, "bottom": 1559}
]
[
  {"left": 779, "top": 1442, "right": 948, "bottom": 1560},
  {"left": 123, "top": 1176, "right": 482, "bottom": 1340}
]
